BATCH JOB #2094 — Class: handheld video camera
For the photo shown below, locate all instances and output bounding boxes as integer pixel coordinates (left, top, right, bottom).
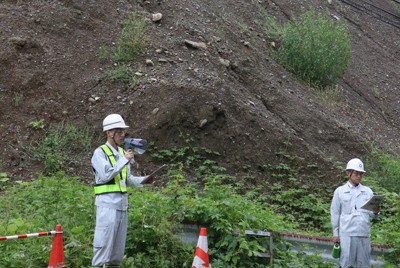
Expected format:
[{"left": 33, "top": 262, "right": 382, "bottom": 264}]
[{"left": 124, "top": 138, "right": 148, "bottom": 154}]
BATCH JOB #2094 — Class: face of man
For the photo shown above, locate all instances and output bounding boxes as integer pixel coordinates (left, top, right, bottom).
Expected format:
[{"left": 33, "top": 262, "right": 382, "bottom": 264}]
[
  {"left": 107, "top": 128, "right": 127, "bottom": 147},
  {"left": 346, "top": 170, "right": 364, "bottom": 186}
]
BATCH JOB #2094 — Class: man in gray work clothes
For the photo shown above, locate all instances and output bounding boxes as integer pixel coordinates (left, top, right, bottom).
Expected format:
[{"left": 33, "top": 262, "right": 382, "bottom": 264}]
[
  {"left": 90, "top": 114, "right": 153, "bottom": 268},
  {"left": 330, "top": 158, "right": 381, "bottom": 268}
]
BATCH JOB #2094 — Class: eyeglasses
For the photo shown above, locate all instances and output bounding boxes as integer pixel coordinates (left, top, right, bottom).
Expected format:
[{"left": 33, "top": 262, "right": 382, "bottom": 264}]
[
  {"left": 113, "top": 128, "right": 126, "bottom": 134},
  {"left": 352, "top": 171, "right": 364, "bottom": 177}
]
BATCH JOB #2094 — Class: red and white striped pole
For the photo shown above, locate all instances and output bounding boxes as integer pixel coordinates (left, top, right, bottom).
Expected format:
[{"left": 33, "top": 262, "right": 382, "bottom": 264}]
[
  {"left": 0, "top": 224, "right": 65, "bottom": 268},
  {"left": 0, "top": 230, "right": 57, "bottom": 241}
]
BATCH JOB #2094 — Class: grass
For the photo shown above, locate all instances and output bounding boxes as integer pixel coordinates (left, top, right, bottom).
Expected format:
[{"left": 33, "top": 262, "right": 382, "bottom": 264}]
[
  {"left": 265, "top": 10, "right": 351, "bottom": 89},
  {"left": 315, "top": 85, "right": 343, "bottom": 108},
  {"left": 22, "top": 121, "right": 97, "bottom": 174},
  {"left": 107, "top": 63, "right": 140, "bottom": 89},
  {"left": 112, "top": 12, "right": 147, "bottom": 62},
  {"left": 13, "top": 92, "right": 23, "bottom": 107},
  {"left": 99, "top": 12, "right": 147, "bottom": 90}
]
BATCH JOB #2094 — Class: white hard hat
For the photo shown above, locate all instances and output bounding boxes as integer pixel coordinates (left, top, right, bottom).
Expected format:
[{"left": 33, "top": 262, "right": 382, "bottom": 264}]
[
  {"left": 102, "top": 114, "right": 129, "bottom": 132},
  {"left": 346, "top": 158, "right": 365, "bottom": 173}
]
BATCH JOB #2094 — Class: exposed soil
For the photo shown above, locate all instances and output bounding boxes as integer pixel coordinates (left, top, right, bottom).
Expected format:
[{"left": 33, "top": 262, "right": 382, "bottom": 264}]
[{"left": 0, "top": 0, "right": 399, "bottom": 188}]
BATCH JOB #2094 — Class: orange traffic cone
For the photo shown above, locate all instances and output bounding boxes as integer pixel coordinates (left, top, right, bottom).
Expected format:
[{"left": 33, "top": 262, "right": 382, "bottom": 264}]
[
  {"left": 48, "top": 224, "right": 65, "bottom": 268},
  {"left": 192, "top": 228, "right": 210, "bottom": 268}
]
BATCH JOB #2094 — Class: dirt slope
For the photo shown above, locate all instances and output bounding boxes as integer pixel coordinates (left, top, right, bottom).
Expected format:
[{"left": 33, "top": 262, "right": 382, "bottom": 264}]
[{"left": 0, "top": 0, "right": 399, "bottom": 185}]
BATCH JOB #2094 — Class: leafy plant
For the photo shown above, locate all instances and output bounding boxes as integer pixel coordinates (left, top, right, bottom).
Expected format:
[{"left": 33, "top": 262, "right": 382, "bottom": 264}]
[
  {"left": 29, "top": 119, "right": 45, "bottom": 129},
  {"left": 2, "top": 143, "right": 399, "bottom": 267},
  {"left": 262, "top": 165, "right": 332, "bottom": 233},
  {"left": 369, "top": 150, "right": 400, "bottom": 194},
  {"left": 363, "top": 150, "right": 400, "bottom": 264},
  {"left": 0, "top": 173, "right": 95, "bottom": 268},
  {"left": 0, "top": 172, "right": 11, "bottom": 190},
  {"left": 149, "top": 133, "right": 221, "bottom": 175}
]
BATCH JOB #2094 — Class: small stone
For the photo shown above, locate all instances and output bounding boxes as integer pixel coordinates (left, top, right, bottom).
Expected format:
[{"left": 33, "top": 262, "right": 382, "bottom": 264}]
[
  {"left": 184, "top": 39, "right": 207, "bottom": 49},
  {"left": 199, "top": 119, "right": 207, "bottom": 128},
  {"left": 152, "top": 108, "right": 159, "bottom": 114},
  {"left": 146, "top": 59, "right": 154, "bottom": 66},
  {"left": 219, "top": 57, "right": 230, "bottom": 67},
  {"left": 152, "top": 13, "right": 163, "bottom": 22}
]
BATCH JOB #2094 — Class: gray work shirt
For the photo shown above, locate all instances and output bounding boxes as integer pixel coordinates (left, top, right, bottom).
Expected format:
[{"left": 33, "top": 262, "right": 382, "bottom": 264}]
[
  {"left": 91, "top": 142, "right": 145, "bottom": 211},
  {"left": 330, "top": 182, "right": 375, "bottom": 237}
]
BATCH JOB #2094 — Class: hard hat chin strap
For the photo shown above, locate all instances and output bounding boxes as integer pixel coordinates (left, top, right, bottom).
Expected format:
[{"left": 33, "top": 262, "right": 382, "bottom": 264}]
[{"left": 109, "top": 130, "right": 118, "bottom": 149}]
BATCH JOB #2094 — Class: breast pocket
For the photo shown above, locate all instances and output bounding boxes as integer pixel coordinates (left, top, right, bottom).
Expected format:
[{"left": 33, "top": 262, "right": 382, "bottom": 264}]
[{"left": 340, "top": 195, "right": 352, "bottom": 214}]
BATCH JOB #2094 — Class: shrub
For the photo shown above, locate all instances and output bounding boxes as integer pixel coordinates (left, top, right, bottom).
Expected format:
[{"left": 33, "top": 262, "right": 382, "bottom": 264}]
[{"left": 278, "top": 11, "right": 351, "bottom": 88}]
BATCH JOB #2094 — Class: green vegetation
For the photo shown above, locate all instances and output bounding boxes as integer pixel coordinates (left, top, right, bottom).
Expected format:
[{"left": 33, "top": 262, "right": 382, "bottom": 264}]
[
  {"left": 107, "top": 63, "right": 141, "bottom": 89},
  {"left": 369, "top": 149, "right": 400, "bottom": 194},
  {"left": 22, "top": 121, "right": 97, "bottom": 174},
  {"left": 265, "top": 10, "right": 351, "bottom": 89},
  {"left": 0, "top": 171, "right": 290, "bottom": 267},
  {"left": 28, "top": 118, "right": 45, "bottom": 129},
  {"left": 112, "top": 12, "right": 147, "bottom": 62},
  {"left": 395, "top": 2, "right": 400, "bottom": 16},
  {"left": 3, "top": 126, "right": 399, "bottom": 267},
  {"left": 100, "top": 12, "right": 147, "bottom": 90},
  {"left": 13, "top": 92, "right": 23, "bottom": 107}
]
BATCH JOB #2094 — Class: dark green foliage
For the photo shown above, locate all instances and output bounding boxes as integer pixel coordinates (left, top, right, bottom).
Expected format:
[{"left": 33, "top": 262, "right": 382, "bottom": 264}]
[
  {"left": 278, "top": 11, "right": 351, "bottom": 88},
  {"left": 1, "top": 144, "right": 398, "bottom": 267},
  {"left": 0, "top": 172, "right": 95, "bottom": 267},
  {"left": 369, "top": 150, "right": 400, "bottom": 194}
]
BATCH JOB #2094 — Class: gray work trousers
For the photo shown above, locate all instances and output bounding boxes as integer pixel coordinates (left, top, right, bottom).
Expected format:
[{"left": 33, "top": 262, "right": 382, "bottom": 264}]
[
  {"left": 340, "top": 236, "right": 371, "bottom": 268},
  {"left": 91, "top": 206, "right": 128, "bottom": 267}
]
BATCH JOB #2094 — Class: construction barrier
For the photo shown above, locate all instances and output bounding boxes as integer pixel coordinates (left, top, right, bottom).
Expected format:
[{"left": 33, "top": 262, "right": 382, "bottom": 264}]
[
  {"left": 191, "top": 227, "right": 210, "bottom": 268},
  {"left": 0, "top": 224, "right": 65, "bottom": 268}
]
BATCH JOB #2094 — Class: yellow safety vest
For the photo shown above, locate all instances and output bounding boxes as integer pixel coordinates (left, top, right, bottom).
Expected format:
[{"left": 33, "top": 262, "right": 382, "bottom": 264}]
[{"left": 94, "top": 145, "right": 128, "bottom": 195}]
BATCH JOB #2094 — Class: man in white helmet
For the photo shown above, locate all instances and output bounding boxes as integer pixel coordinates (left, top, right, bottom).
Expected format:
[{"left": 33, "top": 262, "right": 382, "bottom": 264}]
[
  {"left": 330, "top": 158, "right": 381, "bottom": 268},
  {"left": 90, "top": 114, "right": 154, "bottom": 268}
]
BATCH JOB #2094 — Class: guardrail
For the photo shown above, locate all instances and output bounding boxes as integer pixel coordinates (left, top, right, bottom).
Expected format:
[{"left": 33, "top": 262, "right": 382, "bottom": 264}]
[
  {"left": 179, "top": 223, "right": 392, "bottom": 266},
  {"left": 282, "top": 232, "right": 390, "bottom": 266}
]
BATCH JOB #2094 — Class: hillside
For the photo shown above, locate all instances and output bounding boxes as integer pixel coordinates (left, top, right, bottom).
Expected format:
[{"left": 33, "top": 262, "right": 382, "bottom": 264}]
[{"left": 1, "top": 0, "right": 399, "bottom": 186}]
